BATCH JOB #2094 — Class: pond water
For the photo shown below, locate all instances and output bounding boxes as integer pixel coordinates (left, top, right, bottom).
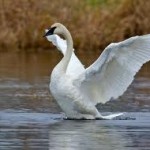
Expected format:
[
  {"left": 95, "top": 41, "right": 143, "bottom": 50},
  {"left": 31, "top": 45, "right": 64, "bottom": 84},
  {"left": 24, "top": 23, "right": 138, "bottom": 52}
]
[{"left": 0, "top": 51, "right": 150, "bottom": 150}]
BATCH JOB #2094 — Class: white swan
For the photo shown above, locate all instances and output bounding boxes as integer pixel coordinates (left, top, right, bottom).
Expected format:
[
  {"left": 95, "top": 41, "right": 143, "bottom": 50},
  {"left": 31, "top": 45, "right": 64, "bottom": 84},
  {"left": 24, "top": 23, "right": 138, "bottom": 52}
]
[{"left": 44, "top": 23, "right": 150, "bottom": 119}]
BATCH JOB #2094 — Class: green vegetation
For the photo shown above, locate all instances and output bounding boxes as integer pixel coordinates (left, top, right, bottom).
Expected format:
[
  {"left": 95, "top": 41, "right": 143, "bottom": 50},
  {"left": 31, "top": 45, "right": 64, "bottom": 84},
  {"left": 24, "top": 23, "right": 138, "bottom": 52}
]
[{"left": 0, "top": 0, "right": 150, "bottom": 52}]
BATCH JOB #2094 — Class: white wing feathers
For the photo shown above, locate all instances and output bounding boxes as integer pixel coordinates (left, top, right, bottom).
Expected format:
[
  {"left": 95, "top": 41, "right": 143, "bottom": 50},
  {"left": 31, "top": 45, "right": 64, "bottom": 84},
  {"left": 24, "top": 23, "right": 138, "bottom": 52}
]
[
  {"left": 75, "top": 34, "right": 150, "bottom": 105},
  {"left": 45, "top": 32, "right": 85, "bottom": 76}
]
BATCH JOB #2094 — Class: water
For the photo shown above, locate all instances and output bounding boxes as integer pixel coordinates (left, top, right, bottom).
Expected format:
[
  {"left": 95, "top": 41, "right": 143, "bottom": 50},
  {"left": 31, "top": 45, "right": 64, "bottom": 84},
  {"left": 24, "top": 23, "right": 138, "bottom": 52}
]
[
  {"left": 0, "top": 51, "right": 150, "bottom": 150},
  {"left": 0, "top": 112, "right": 149, "bottom": 150}
]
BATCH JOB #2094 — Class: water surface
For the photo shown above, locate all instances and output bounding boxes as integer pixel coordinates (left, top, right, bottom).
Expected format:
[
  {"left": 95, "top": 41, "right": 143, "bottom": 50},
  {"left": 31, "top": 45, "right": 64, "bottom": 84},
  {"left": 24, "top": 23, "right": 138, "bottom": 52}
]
[{"left": 0, "top": 51, "right": 150, "bottom": 150}]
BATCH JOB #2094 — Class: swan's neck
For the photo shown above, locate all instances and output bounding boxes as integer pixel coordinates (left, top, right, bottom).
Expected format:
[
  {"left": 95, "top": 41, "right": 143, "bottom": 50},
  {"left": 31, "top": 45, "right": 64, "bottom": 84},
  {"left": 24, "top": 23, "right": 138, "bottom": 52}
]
[{"left": 58, "top": 28, "right": 73, "bottom": 73}]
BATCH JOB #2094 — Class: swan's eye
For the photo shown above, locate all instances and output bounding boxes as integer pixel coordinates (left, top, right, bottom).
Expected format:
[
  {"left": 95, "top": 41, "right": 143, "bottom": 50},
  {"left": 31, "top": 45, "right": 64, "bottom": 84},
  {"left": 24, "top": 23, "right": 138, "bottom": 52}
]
[{"left": 43, "top": 27, "right": 56, "bottom": 37}]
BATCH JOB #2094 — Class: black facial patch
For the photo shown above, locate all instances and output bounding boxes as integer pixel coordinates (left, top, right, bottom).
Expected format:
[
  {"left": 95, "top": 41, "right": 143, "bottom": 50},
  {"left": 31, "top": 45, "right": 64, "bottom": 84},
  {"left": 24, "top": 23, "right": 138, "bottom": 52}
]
[{"left": 43, "top": 27, "right": 56, "bottom": 37}]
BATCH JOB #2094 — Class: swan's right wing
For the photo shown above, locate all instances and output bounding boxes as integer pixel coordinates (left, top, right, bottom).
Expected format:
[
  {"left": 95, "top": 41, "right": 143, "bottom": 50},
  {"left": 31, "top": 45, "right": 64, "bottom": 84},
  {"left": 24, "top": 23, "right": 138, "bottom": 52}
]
[
  {"left": 46, "top": 33, "right": 85, "bottom": 76},
  {"left": 74, "top": 34, "right": 150, "bottom": 105}
]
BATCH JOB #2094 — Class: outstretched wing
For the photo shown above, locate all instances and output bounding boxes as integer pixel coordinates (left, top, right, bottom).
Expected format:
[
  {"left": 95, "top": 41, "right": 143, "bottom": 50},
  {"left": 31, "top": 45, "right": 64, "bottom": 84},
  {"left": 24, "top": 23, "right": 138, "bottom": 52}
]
[
  {"left": 45, "top": 32, "right": 85, "bottom": 77},
  {"left": 74, "top": 34, "right": 150, "bottom": 105}
]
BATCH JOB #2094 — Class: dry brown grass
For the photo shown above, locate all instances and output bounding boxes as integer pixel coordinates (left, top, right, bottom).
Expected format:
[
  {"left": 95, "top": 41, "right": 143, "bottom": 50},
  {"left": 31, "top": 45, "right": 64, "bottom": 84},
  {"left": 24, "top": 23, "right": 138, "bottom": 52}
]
[{"left": 0, "top": 0, "right": 150, "bottom": 52}]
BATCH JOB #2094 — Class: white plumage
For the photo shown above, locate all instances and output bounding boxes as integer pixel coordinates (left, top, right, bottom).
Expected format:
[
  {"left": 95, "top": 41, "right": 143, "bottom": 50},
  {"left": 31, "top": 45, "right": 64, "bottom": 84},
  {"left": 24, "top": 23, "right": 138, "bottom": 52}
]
[
  {"left": 44, "top": 23, "right": 150, "bottom": 119},
  {"left": 46, "top": 33, "right": 85, "bottom": 77}
]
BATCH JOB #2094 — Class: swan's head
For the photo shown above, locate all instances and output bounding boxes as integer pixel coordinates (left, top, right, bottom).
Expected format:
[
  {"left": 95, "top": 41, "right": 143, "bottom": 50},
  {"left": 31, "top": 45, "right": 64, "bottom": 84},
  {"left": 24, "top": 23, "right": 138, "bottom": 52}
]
[{"left": 44, "top": 23, "right": 66, "bottom": 37}]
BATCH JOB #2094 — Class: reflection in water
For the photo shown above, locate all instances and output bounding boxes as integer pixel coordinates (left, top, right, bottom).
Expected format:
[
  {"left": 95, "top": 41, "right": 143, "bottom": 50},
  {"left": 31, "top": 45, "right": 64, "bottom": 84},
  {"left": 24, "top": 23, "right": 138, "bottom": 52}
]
[
  {"left": 49, "top": 121, "right": 127, "bottom": 150},
  {"left": 48, "top": 113, "right": 150, "bottom": 150},
  {"left": 0, "top": 51, "right": 150, "bottom": 150},
  {"left": 0, "top": 112, "right": 149, "bottom": 150}
]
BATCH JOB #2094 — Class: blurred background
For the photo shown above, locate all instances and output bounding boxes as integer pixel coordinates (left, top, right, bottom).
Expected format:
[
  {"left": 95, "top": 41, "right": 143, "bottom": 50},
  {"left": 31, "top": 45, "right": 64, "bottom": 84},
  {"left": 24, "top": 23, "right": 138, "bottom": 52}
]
[
  {"left": 0, "top": 0, "right": 150, "bottom": 113},
  {"left": 0, "top": 0, "right": 150, "bottom": 52}
]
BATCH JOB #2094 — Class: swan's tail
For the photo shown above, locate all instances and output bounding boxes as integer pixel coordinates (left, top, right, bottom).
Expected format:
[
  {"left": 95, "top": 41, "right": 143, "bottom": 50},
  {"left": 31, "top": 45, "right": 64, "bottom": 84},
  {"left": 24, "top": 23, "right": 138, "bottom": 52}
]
[{"left": 97, "top": 113, "right": 124, "bottom": 120}]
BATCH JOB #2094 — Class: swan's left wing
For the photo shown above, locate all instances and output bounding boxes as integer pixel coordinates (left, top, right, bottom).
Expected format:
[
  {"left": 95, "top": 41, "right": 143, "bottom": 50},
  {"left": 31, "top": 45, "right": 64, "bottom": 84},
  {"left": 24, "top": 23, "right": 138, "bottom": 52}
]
[
  {"left": 45, "top": 33, "right": 85, "bottom": 76},
  {"left": 74, "top": 34, "right": 150, "bottom": 105}
]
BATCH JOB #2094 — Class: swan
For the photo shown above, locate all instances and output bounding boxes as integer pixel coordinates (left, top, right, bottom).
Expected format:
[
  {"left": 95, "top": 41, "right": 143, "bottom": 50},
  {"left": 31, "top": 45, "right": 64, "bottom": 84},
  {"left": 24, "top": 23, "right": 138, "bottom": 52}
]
[{"left": 44, "top": 23, "right": 150, "bottom": 119}]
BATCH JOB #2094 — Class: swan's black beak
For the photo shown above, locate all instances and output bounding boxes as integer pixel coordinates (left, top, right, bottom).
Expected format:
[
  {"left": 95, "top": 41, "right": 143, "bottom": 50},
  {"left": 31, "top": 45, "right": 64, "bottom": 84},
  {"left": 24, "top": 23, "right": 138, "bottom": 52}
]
[{"left": 43, "top": 27, "right": 56, "bottom": 37}]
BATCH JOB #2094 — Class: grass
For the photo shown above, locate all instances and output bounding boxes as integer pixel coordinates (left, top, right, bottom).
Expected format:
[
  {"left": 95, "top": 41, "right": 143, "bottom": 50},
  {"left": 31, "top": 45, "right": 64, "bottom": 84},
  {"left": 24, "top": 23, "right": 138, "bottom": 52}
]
[{"left": 0, "top": 0, "right": 150, "bottom": 52}]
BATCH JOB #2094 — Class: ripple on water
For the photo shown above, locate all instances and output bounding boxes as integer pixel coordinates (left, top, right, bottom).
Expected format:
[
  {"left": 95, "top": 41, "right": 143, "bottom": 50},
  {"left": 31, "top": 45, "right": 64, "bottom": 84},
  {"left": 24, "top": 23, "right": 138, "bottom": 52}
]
[
  {"left": 0, "top": 112, "right": 150, "bottom": 150},
  {"left": 0, "top": 52, "right": 150, "bottom": 150}
]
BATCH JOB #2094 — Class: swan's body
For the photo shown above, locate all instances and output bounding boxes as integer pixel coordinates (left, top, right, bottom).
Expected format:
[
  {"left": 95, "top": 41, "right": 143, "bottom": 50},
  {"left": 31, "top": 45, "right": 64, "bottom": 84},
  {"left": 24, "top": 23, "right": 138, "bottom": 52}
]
[{"left": 44, "top": 23, "right": 150, "bottom": 119}]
